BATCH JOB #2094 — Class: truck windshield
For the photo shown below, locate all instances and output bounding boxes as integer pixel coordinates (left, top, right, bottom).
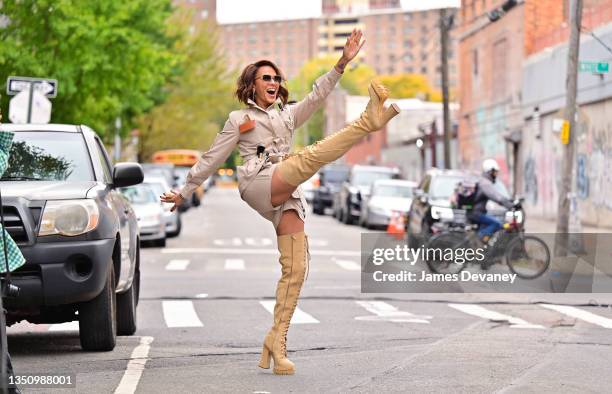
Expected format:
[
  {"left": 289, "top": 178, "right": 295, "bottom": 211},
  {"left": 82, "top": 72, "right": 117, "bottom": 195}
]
[{"left": 2, "top": 131, "right": 93, "bottom": 181}]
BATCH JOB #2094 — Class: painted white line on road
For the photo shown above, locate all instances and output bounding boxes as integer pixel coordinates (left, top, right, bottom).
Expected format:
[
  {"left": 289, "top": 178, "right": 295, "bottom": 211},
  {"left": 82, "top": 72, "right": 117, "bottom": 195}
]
[
  {"left": 165, "top": 259, "right": 190, "bottom": 271},
  {"left": 48, "top": 321, "right": 79, "bottom": 331},
  {"left": 162, "top": 300, "right": 203, "bottom": 328},
  {"left": 355, "top": 301, "right": 432, "bottom": 323},
  {"left": 333, "top": 258, "right": 360, "bottom": 271},
  {"left": 448, "top": 304, "right": 544, "bottom": 329},
  {"left": 195, "top": 293, "right": 209, "bottom": 298},
  {"left": 162, "top": 248, "right": 361, "bottom": 257},
  {"left": 259, "top": 301, "right": 319, "bottom": 324},
  {"left": 224, "top": 258, "right": 245, "bottom": 270},
  {"left": 245, "top": 237, "right": 272, "bottom": 246},
  {"left": 540, "top": 304, "right": 612, "bottom": 329},
  {"left": 114, "top": 336, "right": 154, "bottom": 394}
]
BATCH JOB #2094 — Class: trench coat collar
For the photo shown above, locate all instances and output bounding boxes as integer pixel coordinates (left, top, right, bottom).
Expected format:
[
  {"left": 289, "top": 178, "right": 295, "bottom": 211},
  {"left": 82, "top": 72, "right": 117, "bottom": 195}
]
[{"left": 247, "top": 97, "right": 283, "bottom": 113}]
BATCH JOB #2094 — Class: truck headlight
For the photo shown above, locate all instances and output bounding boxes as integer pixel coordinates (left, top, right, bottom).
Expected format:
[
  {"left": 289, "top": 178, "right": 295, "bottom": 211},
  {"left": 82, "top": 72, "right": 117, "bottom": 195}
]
[
  {"left": 39, "top": 200, "right": 100, "bottom": 236},
  {"left": 430, "top": 206, "right": 454, "bottom": 220}
]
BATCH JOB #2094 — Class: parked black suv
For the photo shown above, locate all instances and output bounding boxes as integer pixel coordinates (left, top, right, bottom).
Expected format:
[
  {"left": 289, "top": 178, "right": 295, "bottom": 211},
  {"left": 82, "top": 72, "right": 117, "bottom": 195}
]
[
  {"left": 0, "top": 124, "right": 143, "bottom": 351},
  {"left": 335, "top": 165, "right": 400, "bottom": 225},
  {"left": 311, "top": 164, "right": 349, "bottom": 215}
]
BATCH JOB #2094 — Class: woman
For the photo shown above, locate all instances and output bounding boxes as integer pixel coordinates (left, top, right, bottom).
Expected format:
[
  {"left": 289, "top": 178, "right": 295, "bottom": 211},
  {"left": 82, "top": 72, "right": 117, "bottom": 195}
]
[{"left": 160, "top": 29, "right": 399, "bottom": 375}]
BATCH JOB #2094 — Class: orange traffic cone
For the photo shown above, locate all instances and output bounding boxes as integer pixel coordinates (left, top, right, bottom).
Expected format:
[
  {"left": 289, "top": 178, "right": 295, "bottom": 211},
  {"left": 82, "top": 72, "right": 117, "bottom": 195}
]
[{"left": 387, "top": 211, "right": 406, "bottom": 240}]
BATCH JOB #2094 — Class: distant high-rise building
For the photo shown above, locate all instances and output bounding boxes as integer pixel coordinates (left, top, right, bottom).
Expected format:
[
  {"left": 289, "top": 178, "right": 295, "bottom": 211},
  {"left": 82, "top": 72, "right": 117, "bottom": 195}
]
[{"left": 176, "top": 0, "right": 458, "bottom": 91}]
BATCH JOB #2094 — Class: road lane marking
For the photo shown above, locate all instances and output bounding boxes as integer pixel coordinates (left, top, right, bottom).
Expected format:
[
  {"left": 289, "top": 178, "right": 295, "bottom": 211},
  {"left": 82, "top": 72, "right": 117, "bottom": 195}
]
[
  {"left": 114, "top": 336, "right": 154, "bottom": 394},
  {"left": 332, "top": 258, "right": 360, "bottom": 271},
  {"left": 448, "top": 304, "right": 544, "bottom": 329},
  {"left": 224, "top": 258, "right": 245, "bottom": 270},
  {"left": 259, "top": 301, "right": 319, "bottom": 324},
  {"left": 165, "top": 259, "right": 190, "bottom": 271},
  {"left": 162, "top": 248, "right": 360, "bottom": 257},
  {"left": 195, "top": 293, "right": 208, "bottom": 298},
  {"left": 355, "top": 301, "right": 432, "bottom": 323},
  {"left": 245, "top": 237, "right": 272, "bottom": 246},
  {"left": 48, "top": 321, "right": 79, "bottom": 331},
  {"left": 540, "top": 304, "right": 612, "bottom": 329},
  {"left": 162, "top": 300, "right": 203, "bottom": 327}
]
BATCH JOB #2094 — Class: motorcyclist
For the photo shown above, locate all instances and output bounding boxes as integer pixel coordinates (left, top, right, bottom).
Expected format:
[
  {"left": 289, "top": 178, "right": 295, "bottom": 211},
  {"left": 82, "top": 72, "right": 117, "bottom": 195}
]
[{"left": 456, "top": 159, "right": 515, "bottom": 243}]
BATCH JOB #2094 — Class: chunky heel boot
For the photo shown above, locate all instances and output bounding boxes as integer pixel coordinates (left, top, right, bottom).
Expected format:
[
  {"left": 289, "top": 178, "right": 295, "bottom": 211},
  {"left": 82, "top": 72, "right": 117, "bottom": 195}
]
[
  {"left": 258, "top": 232, "right": 308, "bottom": 375},
  {"left": 277, "top": 81, "right": 400, "bottom": 186}
]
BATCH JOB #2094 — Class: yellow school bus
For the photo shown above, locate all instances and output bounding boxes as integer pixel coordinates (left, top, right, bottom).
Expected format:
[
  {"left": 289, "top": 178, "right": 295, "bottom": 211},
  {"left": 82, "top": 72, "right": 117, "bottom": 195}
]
[{"left": 151, "top": 149, "right": 206, "bottom": 204}]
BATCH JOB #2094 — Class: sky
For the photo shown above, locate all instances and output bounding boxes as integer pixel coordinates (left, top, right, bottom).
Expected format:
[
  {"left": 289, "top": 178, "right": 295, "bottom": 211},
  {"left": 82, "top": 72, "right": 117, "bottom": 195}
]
[{"left": 216, "top": 0, "right": 461, "bottom": 25}]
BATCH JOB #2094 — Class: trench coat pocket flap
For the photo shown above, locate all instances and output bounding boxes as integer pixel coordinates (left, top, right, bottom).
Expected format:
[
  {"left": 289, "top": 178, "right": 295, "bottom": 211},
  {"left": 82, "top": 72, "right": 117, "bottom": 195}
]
[{"left": 239, "top": 116, "right": 256, "bottom": 133}]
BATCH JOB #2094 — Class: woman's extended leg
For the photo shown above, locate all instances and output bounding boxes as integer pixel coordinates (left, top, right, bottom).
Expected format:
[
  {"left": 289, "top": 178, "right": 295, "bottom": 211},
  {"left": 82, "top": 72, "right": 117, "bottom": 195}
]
[{"left": 270, "top": 81, "right": 399, "bottom": 206}]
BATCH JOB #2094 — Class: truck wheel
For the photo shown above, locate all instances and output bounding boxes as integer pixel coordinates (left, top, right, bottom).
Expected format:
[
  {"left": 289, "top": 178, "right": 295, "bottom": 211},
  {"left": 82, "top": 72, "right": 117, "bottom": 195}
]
[
  {"left": 117, "top": 245, "right": 139, "bottom": 335},
  {"left": 79, "top": 263, "right": 116, "bottom": 351}
]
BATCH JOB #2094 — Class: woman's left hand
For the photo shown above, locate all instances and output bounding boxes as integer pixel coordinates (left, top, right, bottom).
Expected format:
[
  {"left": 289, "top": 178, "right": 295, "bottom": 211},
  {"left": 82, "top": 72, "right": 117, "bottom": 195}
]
[{"left": 338, "top": 29, "right": 365, "bottom": 70}]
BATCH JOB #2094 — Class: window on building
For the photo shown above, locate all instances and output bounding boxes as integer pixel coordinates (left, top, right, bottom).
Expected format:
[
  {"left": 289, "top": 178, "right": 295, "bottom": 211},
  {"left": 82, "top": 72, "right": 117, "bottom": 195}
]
[
  {"left": 472, "top": 48, "right": 479, "bottom": 76},
  {"left": 403, "top": 54, "right": 412, "bottom": 62},
  {"left": 403, "top": 13, "right": 411, "bottom": 21},
  {"left": 388, "top": 66, "right": 395, "bottom": 74},
  {"left": 421, "top": 66, "right": 427, "bottom": 74},
  {"left": 403, "top": 39, "right": 412, "bottom": 48},
  {"left": 389, "top": 14, "right": 395, "bottom": 21},
  {"left": 404, "top": 65, "right": 414, "bottom": 73},
  {"left": 334, "top": 32, "right": 351, "bottom": 38},
  {"left": 389, "top": 27, "right": 396, "bottom": 35},
  {"left": 334, "top": 18, "right": 359, "bottom": 25},
  {"left": 492, "top": 38, "right": 508, "bottom": 97},
  {"left": 404, "top": 26, "right": 413, "bottom": 34}
]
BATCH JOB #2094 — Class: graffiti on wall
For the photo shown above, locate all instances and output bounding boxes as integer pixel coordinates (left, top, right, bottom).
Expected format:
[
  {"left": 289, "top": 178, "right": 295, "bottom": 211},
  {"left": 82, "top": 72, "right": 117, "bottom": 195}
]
[
  {"left": 576, "top": 154, "right": 589, "bottom": 199},
  {"left": 583, "top": 125, "right": 612, "bottom": 210},
  {"left": 524, "top": 156, "right": 538, "bottom": 204}
]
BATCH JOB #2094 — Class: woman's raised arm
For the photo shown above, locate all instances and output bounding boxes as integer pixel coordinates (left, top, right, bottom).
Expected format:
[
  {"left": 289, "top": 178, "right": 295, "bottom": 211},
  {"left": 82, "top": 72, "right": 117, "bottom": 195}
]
[{"left": 289, "top": 29, "right": 365, "bottom": 130}]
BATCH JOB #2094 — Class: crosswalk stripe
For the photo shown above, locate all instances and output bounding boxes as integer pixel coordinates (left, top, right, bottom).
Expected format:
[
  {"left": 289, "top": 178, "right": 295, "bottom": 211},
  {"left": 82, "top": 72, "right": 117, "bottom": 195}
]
[
  {"left": 165, "top": 259, "right": 190, "bottom": 271},
  {"left": 355, "top": 301, "right": 432, "bottom": 323},
  {"left": 448, "top": 304, "right": 544, "bottom": 329},
  {"left": 259, "top": 301, "right": 319, "bottom": 324},
  {"left": 333, "top": 258, "right": 360, "bottom": 271},
  {"left": 224, "top": 258, "right": 245, "bottom": 270},
  {"left": 48, "top": 321, "right": 79, "bottom": 332},
  {"left": 162, "top": 300, "right": 203, "bottom": 327},
  {"left": 540, "top": 304, "right": 612, "bottom": 329}
]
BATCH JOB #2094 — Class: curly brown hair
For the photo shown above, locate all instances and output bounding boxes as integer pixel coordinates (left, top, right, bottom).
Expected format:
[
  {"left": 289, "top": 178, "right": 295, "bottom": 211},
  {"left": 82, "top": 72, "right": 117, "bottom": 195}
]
[{"left": 235, "top": 60, "right": 289, "bottom": 106}]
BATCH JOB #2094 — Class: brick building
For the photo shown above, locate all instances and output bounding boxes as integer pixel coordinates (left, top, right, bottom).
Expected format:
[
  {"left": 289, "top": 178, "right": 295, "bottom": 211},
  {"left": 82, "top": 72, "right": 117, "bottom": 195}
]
[
  {"left": 178, "top": 0, "right": 459, "bottom": 89},
  {"left": 459, "top": 0, "right": 612, "bottom": 226}
]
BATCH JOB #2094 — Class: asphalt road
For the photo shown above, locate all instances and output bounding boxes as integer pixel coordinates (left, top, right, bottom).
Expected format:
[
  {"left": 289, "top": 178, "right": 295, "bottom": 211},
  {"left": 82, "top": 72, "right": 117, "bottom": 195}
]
[{"left": 8, "top": 187, "right": 612, "bottom": 393}]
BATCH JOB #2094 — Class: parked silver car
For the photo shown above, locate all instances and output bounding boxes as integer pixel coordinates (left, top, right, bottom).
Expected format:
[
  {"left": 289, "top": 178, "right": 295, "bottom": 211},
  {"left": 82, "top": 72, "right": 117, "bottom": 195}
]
[
  {"left": 121, "top": 184, "right": 166, "bottom": 247},
  {"left": 359, "top": 179, "right": 417, "bottom": 229},
  {"left": 143, "top": 176, "right": 182, "bottom": 237}
]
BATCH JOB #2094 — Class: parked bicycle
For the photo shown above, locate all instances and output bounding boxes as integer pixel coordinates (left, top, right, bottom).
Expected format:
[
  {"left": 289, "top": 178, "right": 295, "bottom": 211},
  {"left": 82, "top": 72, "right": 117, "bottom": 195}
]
[{"left": 424, "top": 200, "right": 550, "bottom": 279}]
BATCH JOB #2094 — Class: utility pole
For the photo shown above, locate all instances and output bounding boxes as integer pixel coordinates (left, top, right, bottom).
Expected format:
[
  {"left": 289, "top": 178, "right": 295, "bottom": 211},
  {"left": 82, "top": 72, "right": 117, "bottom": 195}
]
[
  {"left": 555, "top": 0, "right": 583, "bottom": 254},
  {"left": 439, "top": 8, "right": 453, "bottom": 169}
]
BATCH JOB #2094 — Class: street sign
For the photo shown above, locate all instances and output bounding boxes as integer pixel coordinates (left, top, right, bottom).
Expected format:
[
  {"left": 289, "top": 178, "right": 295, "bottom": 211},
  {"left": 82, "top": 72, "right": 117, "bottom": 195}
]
[
  {"left": 561, "top": 120, "right": 570, "bottom": 145},
  {"left": 6, "top": 76, "right": 58, "bottom": 97},
  {"left": 9, "top": 90, "right": 52, "bottom": 124},
  {"left": 578, "top": 61, "right": 609, "bottom": 73}
]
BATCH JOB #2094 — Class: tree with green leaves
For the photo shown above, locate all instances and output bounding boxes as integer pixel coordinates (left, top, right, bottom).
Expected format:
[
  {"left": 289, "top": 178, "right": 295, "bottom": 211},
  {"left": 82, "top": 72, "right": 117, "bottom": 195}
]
[
  {"left": 0, "top": 0, "right": 179, "bottom": 140},
  {"left": 137, "top": 14, "right": 236, "bottom": 162}
]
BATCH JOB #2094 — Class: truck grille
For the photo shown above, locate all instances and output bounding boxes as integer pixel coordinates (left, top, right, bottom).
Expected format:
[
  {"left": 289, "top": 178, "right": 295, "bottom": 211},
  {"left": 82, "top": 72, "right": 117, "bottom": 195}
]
[{"left": 1, "top": 206, "right": 28, "bottom": 244}]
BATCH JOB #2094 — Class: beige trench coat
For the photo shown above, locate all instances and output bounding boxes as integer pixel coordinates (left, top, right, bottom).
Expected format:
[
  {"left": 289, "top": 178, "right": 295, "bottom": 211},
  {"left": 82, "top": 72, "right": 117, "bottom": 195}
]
[{"left": 179, "top": 68, "right": 342, "bottom": 228}]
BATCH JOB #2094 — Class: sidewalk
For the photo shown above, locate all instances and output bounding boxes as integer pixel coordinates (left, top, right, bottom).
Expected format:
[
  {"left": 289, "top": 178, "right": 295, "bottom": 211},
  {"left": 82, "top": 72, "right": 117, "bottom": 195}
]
[{"left": 526, "top": 216, "right": 612, "bottom": 233}]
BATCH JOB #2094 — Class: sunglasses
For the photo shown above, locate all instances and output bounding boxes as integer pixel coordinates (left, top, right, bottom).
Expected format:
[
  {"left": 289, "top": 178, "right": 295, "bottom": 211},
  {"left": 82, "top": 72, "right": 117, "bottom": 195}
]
[{"left": 257, "top": 74, "right": 282, "bottom": 83}]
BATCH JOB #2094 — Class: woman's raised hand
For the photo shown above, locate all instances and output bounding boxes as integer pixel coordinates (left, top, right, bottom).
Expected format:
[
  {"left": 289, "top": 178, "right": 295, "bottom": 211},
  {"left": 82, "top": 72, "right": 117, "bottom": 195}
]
[
  {"left": 160, "top": 190, "right": 185, "bottom": 212},
  {"left": 340, "top": 29, "right": 365, "bottom": 66}
]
